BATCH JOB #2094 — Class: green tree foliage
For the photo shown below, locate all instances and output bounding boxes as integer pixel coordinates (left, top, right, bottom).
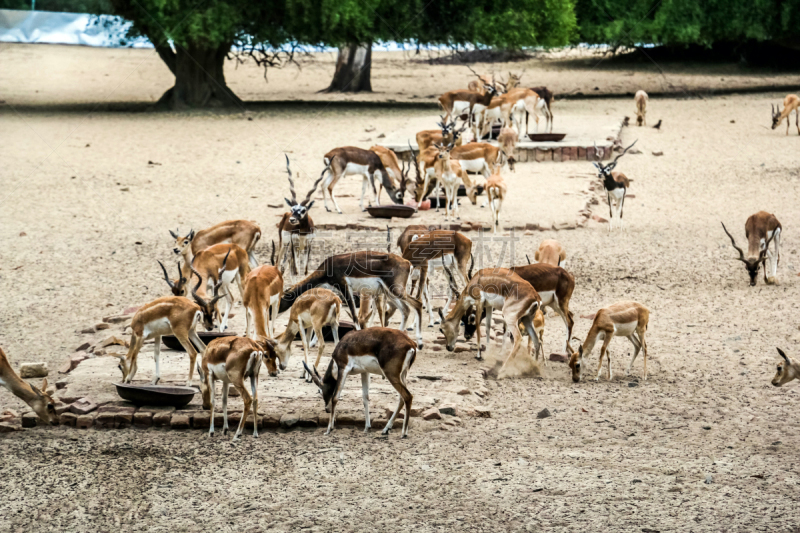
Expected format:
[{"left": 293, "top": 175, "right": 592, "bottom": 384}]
[{"left": 575, "top": 0, "right": 800, "bottom": 48}]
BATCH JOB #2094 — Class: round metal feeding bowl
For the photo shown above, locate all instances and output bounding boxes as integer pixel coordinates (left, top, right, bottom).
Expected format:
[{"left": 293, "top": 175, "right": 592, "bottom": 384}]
[
  {"left": 162, "top": 331, "right": 236, "bottom": 351},
  {"left": 294, "top": 321, "right": 356, "bottom": 342},
  {"left": 366, "top": 205, "right": 416, "bottom": 219},
  {"left": 528, "top": 133, "right": 566, "bottom": 142},
  {"left": 113, "top": 383, "right": 197, "bottom": 407}
]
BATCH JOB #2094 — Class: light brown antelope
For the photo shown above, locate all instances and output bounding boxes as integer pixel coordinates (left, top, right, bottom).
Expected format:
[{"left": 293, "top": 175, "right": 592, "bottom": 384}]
[
  {"left": 534, "top": 239, "right": 566, "bottom": 267},
  {"left": 117, "top": 277, "right": 221, "bottom": 385},
  {"left": 439, "top": 268, "right": 541, "bottom": 374},
  {"left": 567, "top": 301, "right": 650, "bottom": 382},
  {"left": 438, "top": 85, "right": 498, "bottom": 127},
  {"left": 721, "top": 211, "right": 782, "bottom": 286},
  {"left": 0, "top": 347, "right": 57, "bottom": 425},
  {"left": 410, "top": 138, "right": 479, "bottom": 210},
  {"left": 485, "top": 172, "right": 507, "bottom": 234},
  {"left": 592, "top": 140, "right": 637, "bottom": 231},
  {"left": 416, "top": 117, "right": 462, "bottom": 153},
  {"left": 274, "top": 288, "right": 341, "bottom": 381},
  {"left": 196, "top": 336, "right": 279, "bottom": 439},
  {"left": 170, "top": 220, "right": 261, "bottom": 269},
  {"left": 497, "top": 127, "right": 518, "bottom": 172},
  {"left": 243, "top": 246, "right": 283, "bottom": 341},
  {"left": 529, "top": 86, "right": 554, "bottom": 134},
  {"left": 278, "top": 156, "right": 324, "bottom": 276},
  {"left": 278, "top": 251, "right": 423, "bottom": 348},
  {"left": 771, "top": 95, "right": 800, "bottom": 135},
  {"left": 369, "top": 146, "right": 405, "bottom": 203},
  {"left": 305, "top": 327, "right": 417, "bottom": 437},
  {"left": 634, "top": 90, "right": 648, "bottom": 126},
  {"left": 480, "top": 89, "right": 541, "bottom": 137},
  {"left": 772, "top": 348, "right": 800, "bottom": 387},
  {"left": 321, "top": 147, "right": 406, "bottom": 213},
  {"left": 450, "top": 142, "right": 504, "bottom": 179},
  {"left": 463, "top": 263, "right": 575, "bottom": 355},
  {"left": 431, "top": 142, "right": 469, "bottom": 221}
]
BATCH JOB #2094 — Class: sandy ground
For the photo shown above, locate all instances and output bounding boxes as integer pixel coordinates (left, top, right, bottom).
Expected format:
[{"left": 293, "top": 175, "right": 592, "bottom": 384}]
[{"left": 2, "top": 44, "right": 800, "bottom": 531}]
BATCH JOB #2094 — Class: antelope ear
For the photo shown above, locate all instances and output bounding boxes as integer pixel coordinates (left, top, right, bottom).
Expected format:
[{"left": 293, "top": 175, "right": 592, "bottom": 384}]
[
  {"left": 306, "top": 200, "right": 314, "bottom": 210},
  {"left": 592, "top": 162, "right": 602, "bottom": 170},
  {"left": 187, "top": 230, "right": 195, "bottom": 240},
  {"left": 777, "top": 348, "right": 790, "bottom": 363},
  {"left": 285, "top": 198, "right": 293, "bottom": 207},
  {"left": 438, "top": 308, "right": 445, "bottom": 322},
  {"left": 40, "top": 378, "right": 48, "bottom": 392},
  {"left": 169, "top": 229, "right": 178, "bottom": 239}
]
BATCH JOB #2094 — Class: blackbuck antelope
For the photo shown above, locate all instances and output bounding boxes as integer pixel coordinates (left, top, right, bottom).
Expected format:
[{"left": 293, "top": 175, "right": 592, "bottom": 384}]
[
  {"left": 196, "top": 336, "right": 279, "bottom": 439},
  {"left": 410, "top": 138, "right": 479, "bottom": 210},
  {"left": 466, "top": 68, "right": 522, "bottom": 95},
  {"left": 0, "top": 347, "right": 57, "bottom": 425},
  {"left": 440, "top": 268, "right": 542, "bottom": 374},
  {"left": 369, "top": 146, "right": 406, "bottom": 203},
  {"left": 497, "top": 127, "right": 518, "bottom": 172},
  {"left": 416, "top": 118, "right": 461, "bottom": 153},
  {"left": 634, "top": 90, "right": 648, "bottom": 126},
  {"left": 771, "top": 95, "right": 800, "bottom": 135},
  {"left": 480, "top": 88, "right": 541, "bottom": 137},
  {"left": 485, "top": 172, "right": 507, "bottom": 234},
  {"left": 528, "top": 86, "right": 554, "bottom": 134},
  {"left": 772, "top": 348, "right": 800, "bottom": 387},
  {"left": 592, "top": 140, "right": 637, "bottom": 231},
  {"left": 159, "top": 260, "right": 188, "bottom": 297},
  {"left": 170, "top": 220, "right": 261, "bottom": 269},
  {"left": 305, "top": 327, "right": 417, "bottom": 437},
  {"left": 278, "top": 155, "right": 324, "bottom": 276},
  {"left": 243, "top": 248, "right": 283, "bottom": 341},
  {"left": 321, "top": 146, "right": 406, "bottom": 213},
  {"left": 274, "top": 288, "right": 341, "bottom": 381},
  {"left": 439, "top": 85, "right": 497, "bottom": 127},
  {"left": 432, "top": 142, "right": 468, "bottom": 221},
  {"left": 568, "top": 301, "right": 650, "bottom": 383},
  {"left": 463, "top": 263, "right": 575, "bottom": 355},
  {"left": 278, "top": 251, "right": 423, "bottom": 348},
  {"left": 721, "top": 211, "right": 782, "bottom": 286},
  {"left": 535, "top": 239, "right": 566, "bottom": 267},
  {"left": 185, "top": 245, "right": 250, "bottom": 331},
  {"left": 450, "top": 142, "right": 505, "bottom": 179},
  {"left": 402, "top": 230, "right": 473, "bottom": 326},
  {"left": 117, "top": 279, "right": 220, "bottom": 385}
]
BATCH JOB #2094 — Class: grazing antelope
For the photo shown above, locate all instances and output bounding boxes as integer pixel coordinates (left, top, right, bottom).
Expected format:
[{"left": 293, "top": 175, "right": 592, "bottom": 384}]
[
  {"left": 305, "top": 327, "right": 417, "bottom": 437},
  {"left": 567, "top": 301, "right": 650, "bottom": 383},
  {"left": 170, "top": 220, "right": 261, "bottom": 270},
  {"left": 117, "top": 276, "right": 221, "bottom": 385},
  {"left": 771, "top": 95, "right": 800, "bottom": 135},
  {"left": 721, "top": 211, "right": 782, "bottom": 286},
  {"left": 450, "top": 142, "right": 504, "bottom": 179},
  {"left": 321, "top": 147, "right": 405, "bottom": 213},
  {"left": 183, "top": 245, "right": 250, "bottom": 331},
  {"left": 274, "top": 288, "right": 341, "bottom": 381},
  {"left": 243, "top": 247, "right": 283, "bottom": 341},
  {"left": 464, "top": 263, "right": 575, "bottom": 355},
  {"left": 528, "top": 86, "right": 554, "bottom": 134},
  {"left": 196, "top": 336, "right": 279, "bottom": 439},
  {"left": 369, "top": 146, "right": 405, "bottom": 203},
  {"left": 439, "top": 85, "right": 497, "bottom": 128},
  {"left": 278, "top": 156, "right": 324, "bottom": 276},
  {"left": 439, "top": 268, "right": 542, "bottom": 375},
  {"left": 592, "top": 140, "right": 637, "bottom": 231},
  {"left": 497, "top": 127, "right": 518, "bottom": 172},
  {"left": 0, "top": 347, "right": 57, "bottom": 425},
  {"left": 634, "top": 90, "right": 648, "bottom": 126},
  {"left": 485, "top": 172, "right": 507, "bottom": 234},
  {"left": 535, "top": 239, "right": 566, "bottom": 267},
  {"left": 410, "top": 136, "right": 479, "bottom": 209},
  {"left": 278, "top": 251, "right": 423, "bottom": 349},
  {"left": 403, "top": 230, "right": 473, "bottom": 326},
  {"left": 772, "top": 348, "right": 800, "bottom": 387}
]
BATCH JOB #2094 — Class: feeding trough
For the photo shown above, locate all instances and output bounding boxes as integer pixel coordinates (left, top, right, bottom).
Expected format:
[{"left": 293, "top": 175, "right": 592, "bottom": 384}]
[
  {"left": 113, "top": 383, "right": 197, "bottom": 407},
  {"left": 528, "top": 133, "right": 566, "bottom": 142},
  {"left": 366, "top": 205, "right": 415, "bottom": 219},
  {"left": 458, "top": 184, "right": 484, "bottom": 197},
  {"left": 162, "top": 331, "right": 236, "bottom": 351},
  {"left": 294, "top": 321, "right": 356, "bottom": 342}
]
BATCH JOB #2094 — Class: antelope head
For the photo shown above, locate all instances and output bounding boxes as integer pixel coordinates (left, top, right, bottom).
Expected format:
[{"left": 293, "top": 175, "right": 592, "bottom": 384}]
[
  {"left": 771, "top": 104, "right": 783, "bottom": 129},
  {"left": 158, "top": 260, "right": 188, "bottom": 296},
  {"left": 772, "top": 348, "right": 798, "bottom": 387},
  {"left": 721, "top": 222, "right": 775, "bottom": 286},
  {"left": 567, "top": 337, "right": 584, "bottom": 383},
  {"left": 592, "top": 140, "right": 637, "bottom": 181},
  {"left": 284, "top": 154, "right": 324, "bottom": 226},
  {"left": 438, "top": 308, "right": 461, "bottom": 352},
  {"left": 170, "top": 228, "right": 194, "bottom": 256},
  {"left": 506, "top": 72, "right": 522, "bottom": 90},
  {"left": 190, "top": 252, "right": 228, "bottom": 331},
  {"left": 27, "top": 377, "right": 58, "bottom": 425},
  {"left": 304, "top": 361, "right": 338, "bottom": 412}
]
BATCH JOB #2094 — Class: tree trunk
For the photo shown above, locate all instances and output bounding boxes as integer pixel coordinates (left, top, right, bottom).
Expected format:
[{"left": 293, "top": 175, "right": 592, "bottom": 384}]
[
  {"left": 155, "top": 42, "right": 242, "bottom": 109},
  {"left": 322, "top": 43, "right": 372, "bottom": 93}
]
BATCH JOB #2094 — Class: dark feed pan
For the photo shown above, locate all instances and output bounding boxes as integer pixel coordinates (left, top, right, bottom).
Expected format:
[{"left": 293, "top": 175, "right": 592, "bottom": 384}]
[
  {"left": 527, "top": 133, "right": 566, "bottom": 142},
  {"left": 366, "top": 205, "right": 416, "bottom": 219},
  {"left": 114, "top": 383, "right": 197, "bottom": 408},
  {"left": 162, "top": 331, "right": 237, "bottom": 351},
  {"left": 294, "top": 321, "right": 356, "bottom": 342}
]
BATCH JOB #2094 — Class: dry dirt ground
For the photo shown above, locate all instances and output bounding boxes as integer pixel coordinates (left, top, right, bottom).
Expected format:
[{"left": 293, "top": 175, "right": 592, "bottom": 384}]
[{"left": 1, "top": 44, "right": 800, "bottom": 532}]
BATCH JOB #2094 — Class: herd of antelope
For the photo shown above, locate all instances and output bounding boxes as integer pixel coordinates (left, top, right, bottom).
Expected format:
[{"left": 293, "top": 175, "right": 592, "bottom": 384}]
[{"left": 2, "top": 73, "right": 797, "bottom": 438}]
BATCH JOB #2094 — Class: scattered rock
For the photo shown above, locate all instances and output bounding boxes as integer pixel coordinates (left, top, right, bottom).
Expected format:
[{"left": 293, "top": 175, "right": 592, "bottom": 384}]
[
  {"left": 55, "top": 379, "right": 68, "bottom": 390},
  {"left": 103, "top": 315, "right": 131, "bottom": 324},
  {"left": 60, "top": 352, "right": 90, "bottom": 374},
  {"left": 704, "top": 475, "right": 713, "bottom": 484},
  {"left": 95, "top": 323, "right": 110, "bottom": 331},
  {"left": 537, "top": 408, "right": 551, "bottom": 419},
  {"left": 581, "top": 313, "right": 597, "bottom": 320},
  {"left": 652, "top": 151, "right": 664, "bottom": 156},
  {"left": 421, "top": 407, "right": 442, "bottom": 421},
  {"left": 80, "top": 327, "right": 96, "bottom": 334},
  {"left": 438, "top": 404, "right": 458, "bottom": 417},
  {"left": 549, "top": 353, "right": 567, "bottom": 363},
  {"left": 591, "top": 215, "right": 608, "bottom": 224},
  {"left": 59, "top": 412, "right": 77, "bottom": 426},
  {"left": 21, "top": 412, "right": 38, "bottom": 428},
  {"left": 75, "top": 342, "right": 91, "bottom": 352},
  {"left": 19, "top": 231, "right": 27, "bottom": 237},
  {"left": 69, "top": 398, "right": 98, "bottom": 415},
  {"left": 280, "top": 413, "right": 300, "bottom": 429},
  {"left": 151, "top": 406, "right": 176, "bottom": 427},
  {"left": 170, "top": 413, "right": 191, "bottom": 429},
  {"left": 134, "top": 410, "right": 154, "bottom": 428},
  {"left": 0, "top": 422, "right": 21, "bottom": 433},
  {"left": 99, "top": 335, "right": 128, "bottom": 348},
  {"left": 3, "top": 409, "right": 19, "bottom": 418},
  {"left": 628, "top": 382, "right": 639, "bottom": 388},
  {"left": 76, "top": 413, "right": 95, "bottom": 429},
  {"left": 473, "top": 407, "right": 491, "bottom": 418},
  {"left": 456, "top": 388, "right": 471, "bottom": 395},
  {"left": 20, "top": 362, "right": 48, "bottom": 378}
]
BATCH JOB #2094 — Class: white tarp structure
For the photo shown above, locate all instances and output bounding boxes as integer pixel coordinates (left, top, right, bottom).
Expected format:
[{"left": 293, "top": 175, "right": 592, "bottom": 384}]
[{"left": 0, "top": 9, "right": 151, "bottom": 47}]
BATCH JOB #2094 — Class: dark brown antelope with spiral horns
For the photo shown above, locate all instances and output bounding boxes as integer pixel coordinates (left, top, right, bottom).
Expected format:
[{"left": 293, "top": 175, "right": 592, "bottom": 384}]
[{"left": 277, "top": 155, "right": 324, "bottom": 276}]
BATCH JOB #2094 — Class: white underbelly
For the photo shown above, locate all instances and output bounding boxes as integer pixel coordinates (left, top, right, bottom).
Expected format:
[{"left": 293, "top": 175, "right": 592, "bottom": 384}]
[
  {"left": 482, "top": 292, "right": 505, "bottom": 308},
  {"left": 613, "top": 321, "right": 637, "bottom": 337},
  {"left": 220, "top": 269, "right": 237, "bottom": 284},
  {"left": 269, "top": 293, "right": 280, "bottom": 308},
  {"left": 346, "top": 355, "right": 384, "bottom": 376},
  {"left": 537, "top": 290, "right": 555, "bottom": 306},
  {"left": 345, "top": 163, "right": 370, "bottom": 176},
  {"left": 452, "top": 101, "right": 471, "bottom": 115},
  {"left": 459, "top": 159, "right": 486, "bottom": 172},
  {"left": 208, "top": 362, "right": 229, "bottom": 382},
  {"left": 143, "top": 317, "right": 172, "bottom": 338},
  {"left": 345, "top": 276, "right": 385, "bottom": 295},
  {"left": 609, "top": 188, "right": 625, "bottom": 200}
]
